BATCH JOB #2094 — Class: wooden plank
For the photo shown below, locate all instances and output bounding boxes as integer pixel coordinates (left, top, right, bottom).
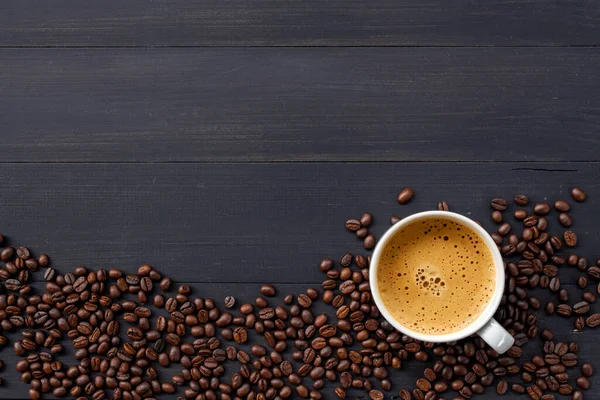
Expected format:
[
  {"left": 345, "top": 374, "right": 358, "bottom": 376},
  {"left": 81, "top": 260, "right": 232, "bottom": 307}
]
[
  {"left": 0, "top": 162, "right": 598, "bottom": 398},
  {"left": 1, "top": 48, "right": 599, "bottom": 162},
  {"left": 0, "top": 162, "right": 598, "bottom": 284},
  {"left": 0, "top": 281, "right": 594, "bottom": 399},
  {"left": 1, "top": 1, "right": 599, "bottom": 46}
]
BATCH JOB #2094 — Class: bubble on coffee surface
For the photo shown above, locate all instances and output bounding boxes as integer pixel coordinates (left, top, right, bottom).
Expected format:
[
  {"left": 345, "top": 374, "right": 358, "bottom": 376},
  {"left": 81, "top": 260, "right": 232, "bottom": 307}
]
[{"left": 378, "top": 218, "right": 495, "bottom": 335}]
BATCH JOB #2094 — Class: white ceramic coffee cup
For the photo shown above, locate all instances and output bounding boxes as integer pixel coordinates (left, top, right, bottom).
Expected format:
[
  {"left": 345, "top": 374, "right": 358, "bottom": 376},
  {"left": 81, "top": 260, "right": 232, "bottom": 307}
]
[{"left": 370, "top": 210, "right": 514, "bottom": 354}]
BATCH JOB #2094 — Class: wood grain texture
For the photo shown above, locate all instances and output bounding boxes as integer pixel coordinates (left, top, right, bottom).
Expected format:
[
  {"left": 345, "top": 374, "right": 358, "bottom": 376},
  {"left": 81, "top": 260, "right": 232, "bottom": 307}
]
[
  {"left": 0, "top": 162, "right": 597, "bottom": 284},
  {"left": 1, "top": 48, "right": 599, "bottom": 162},
  {"left": 1, "top": 0, "right": 599, "bottom": 46}
]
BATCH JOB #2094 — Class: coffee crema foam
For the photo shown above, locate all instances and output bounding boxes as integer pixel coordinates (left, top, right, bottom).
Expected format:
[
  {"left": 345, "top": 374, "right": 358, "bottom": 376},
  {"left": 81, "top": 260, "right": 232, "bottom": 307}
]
[{"left": 378, "top": 218, "right": 495, "bottom": 335}]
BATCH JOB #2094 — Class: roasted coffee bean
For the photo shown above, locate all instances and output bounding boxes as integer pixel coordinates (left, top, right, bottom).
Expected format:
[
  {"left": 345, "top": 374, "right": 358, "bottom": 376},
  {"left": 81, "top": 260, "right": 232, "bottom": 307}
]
[
  {"left": 512, "top": 384, "right": 525, "bottom": 394},
  {"left": 558, "top": 213, "right": 572, "bottom": 227},
  {"left": 575, "top": 317, "right": 585, "bottom": 331},
  {"left": 346, "top": 219, "right": 362, "bottom": 231},
  {"left": 224, "top": 296, "right": 235, "bottom": 308},
  {"left": 534, "top": 202, "right": 551, "bottom": 215},
  {"left": 581, "top": 362, "right": 593, "bottom": 377},
  {"left": 564, "top": 231, "right": 577, "bottom": 247},
  {"left": 260, "top": 284, "right": 276, "bottom": 297},
  {"left": 398, "top": 188, "right": 414, "bottom": 204},
  {"left": 498, "top": 223, "right": 511, "bottom": 236},
  {"left": 356, "top": 228, "right": 368, "bottom": 238},
  {"left": 492, "top": 210, "right": 503, "bottom": 223},
  {"left": 497, "top": 380, "right": 508, "bottom": 394},
  {"left": 363, "top": 234, "right": 376, "bottom": 250},
  {"left": 586, "top": 313, "right": 600, "bottom": 327},
  {"left": 491, "top": 198, "right": 508, "bottom": 211},
  {"left": 571, "top": 187, "right": 586, "bottom": 202},
  {"left": 514, "top": 194, "right": 529, "bottom": 205},
  {"left": 360, "top": 213, "right": 373, "bottom": 227},
  {"left": 574, "top": 301, "right": 590, "bottom": 314},
  {"left": 556, "top": 304, "right": 572, "bottom": 317},
  {"left": 583, "top": 291, "right": 596, "bottom": 303},
  {"left": 576, "top": 376, "right": 590, "bottom": 390},
  {"left": 587, "top": 267, "right": 600, "bottom": 282},
  {"left": 320, "top": 258, "right": 333, "bottom": 272}
]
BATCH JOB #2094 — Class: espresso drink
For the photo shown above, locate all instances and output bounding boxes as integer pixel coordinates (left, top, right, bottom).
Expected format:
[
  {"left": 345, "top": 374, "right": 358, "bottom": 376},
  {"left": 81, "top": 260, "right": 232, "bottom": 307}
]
[{"left": 378, "top": 217, "right": 495, "bottom": 335}]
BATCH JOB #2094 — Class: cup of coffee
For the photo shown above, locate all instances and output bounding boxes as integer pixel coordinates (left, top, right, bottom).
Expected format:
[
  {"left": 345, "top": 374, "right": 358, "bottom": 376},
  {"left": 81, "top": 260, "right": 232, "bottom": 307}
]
[{"left": 370, "top": 210, "right": 514, "bottom": 354}]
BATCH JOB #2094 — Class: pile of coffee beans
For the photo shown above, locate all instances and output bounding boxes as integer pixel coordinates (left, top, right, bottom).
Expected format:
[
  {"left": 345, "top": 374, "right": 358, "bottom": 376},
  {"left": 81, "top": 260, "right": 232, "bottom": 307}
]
[{"left": 0, "top": 186, "right": 595, "bottom": 399}]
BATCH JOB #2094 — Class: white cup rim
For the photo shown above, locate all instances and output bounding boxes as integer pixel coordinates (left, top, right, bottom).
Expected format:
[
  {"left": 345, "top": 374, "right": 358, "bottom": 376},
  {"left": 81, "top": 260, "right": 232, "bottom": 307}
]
[{"left": 369, "top": 210, "right": 505, "bottom": 342}]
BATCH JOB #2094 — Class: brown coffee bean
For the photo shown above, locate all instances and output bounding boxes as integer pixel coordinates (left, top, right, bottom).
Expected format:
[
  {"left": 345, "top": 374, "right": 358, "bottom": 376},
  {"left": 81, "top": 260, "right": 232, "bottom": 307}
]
[
  {"left": 586, "top": 313, "right": 600, "bottom": 327},
  {"left": 562, "top": 353, "right": 578, "bottom": 367},
  {"left": 574, "top": 301, "right": 590, "bottom": 314},
  {"left": 320, "top": 258, "right": 333, "bottom": 272},
  {"left": 556, "top": 304, "right": 572, "bottom": 317},
  {"left": 369, "top": 389, "right": 384, "bottom": 400},
  {"left": 571, "top": 187, "right": 586, "bottom": 202},
  {"left": 558, "top": 213, "right": 572, "bottom": 227},
  {"left": 498, "top": 222, "right": 511, "bottom": 236},
  {"left": 345, "top": 219, "right": 361, "bottom": 231},
  {"left": 492, "top": 210, "right": 503, "bottom": 223},
  {"left": 514, "top": 209, "right": 527, "bottom": 220},
  {"left": 416, "top": 378, "right": 431, "bottom": 392},
  {"left": 260, "top": 284, "right": 276, "bottom": 297},
  {"left": 588, "top": 267, "right": 600, "bottom": 281},
  {"left": 575, "top": 317, "right": 585, "bottom": 331},
  {"left": 363, "top": 234, "right": 376, "bottom": 250},
  {"left": 491, "top": 198, "right": 508, "bottom": 210},
  {"left": 359, "top": 213, "right": 373, "bottom": 227},
  {"left": 534, "top": 202, "right": 550, "bottom": 215},
  {"left": 527, "top": 385, "right": 542, "bottom": 399},
  {"left": 582, "top": 291, "right": 596, "bottom": 304},
  {"left": 580, "top": 362, "right": 593, "bottom": 377},
  {"left": 512, "top": 383, "right": 525, "bottom": 394},
  {"left": 496, "top": 379, "right": 508, "bottom": 394},
  {"left": 437, "top": 201, "right": 449, "bottom": 211},
  {"left": 223, "top": 296, "right": 236, "bottom": 308},
  {"left": 355, "top": 227, "right": 368, "bottom": 238},
  {"left": 576, "top": 376, "right": 590, "bottom": 390},
  {"left": 564, "top": 230, "right": 577, "bottom": 247},
  {"left": 398, "top": 188, "right": 414, "bottom": 204},
  {"left": 553, "top": 200, "right": 570, "bottom": 212}
]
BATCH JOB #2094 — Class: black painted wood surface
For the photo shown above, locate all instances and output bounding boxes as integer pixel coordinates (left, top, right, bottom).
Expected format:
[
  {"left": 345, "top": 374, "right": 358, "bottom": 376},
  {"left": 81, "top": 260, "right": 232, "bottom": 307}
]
[
  {"left": 1, "top": 1, "right": 600, "bottom": 46},
  {"left": 2, "top": 0, "right": 600, "bottom": 398},
  {"left": 1, "top": 48, "right": 599, "bottom": 162}
]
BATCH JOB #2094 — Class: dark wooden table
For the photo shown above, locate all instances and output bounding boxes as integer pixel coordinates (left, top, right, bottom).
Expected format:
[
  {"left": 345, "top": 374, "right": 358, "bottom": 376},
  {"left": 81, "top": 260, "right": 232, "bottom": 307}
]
[{"left": 0, "top": 2, "right": 599, "bottom": 399}]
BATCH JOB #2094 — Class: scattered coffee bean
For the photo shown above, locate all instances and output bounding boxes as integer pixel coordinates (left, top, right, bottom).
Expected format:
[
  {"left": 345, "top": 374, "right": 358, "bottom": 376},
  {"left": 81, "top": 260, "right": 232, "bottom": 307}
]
[
  {"left": 581, "top": 362, "right": 593, "bottom": 377},
  {"left": 360, "top": 213, "right": 373, "bottom": 227},
  {"left": 397, "top": 188, "right": 414, "bottom": 204},
  {"left": 491, "top": 198, "right": 508, "bottom": 211},
  {"left": 260, "top": 284, "right": 276, "bottom": 297},
  {"left": 534, "top": 202, "right": 551, "bottom": 215},
  {"left": 559, "top": 213, "right": 572, "bottom": 227},
  {"left": 564, "top": 231, "right": 578, "bottom": 247},
  {"left": 571, "top": 187, "right": 586, "bottom": 202},
  {"left": 515, "top": 194, "right": 529, "bottom": 205},
  {"left": 224, "top": 296, "right": 236, "bottom": 308},
  {"left": 363, "top": 234, "right": 376, "bottom": 250},
  {"left": 346, "top": 219, "right": 361, "bottom": 231}
]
